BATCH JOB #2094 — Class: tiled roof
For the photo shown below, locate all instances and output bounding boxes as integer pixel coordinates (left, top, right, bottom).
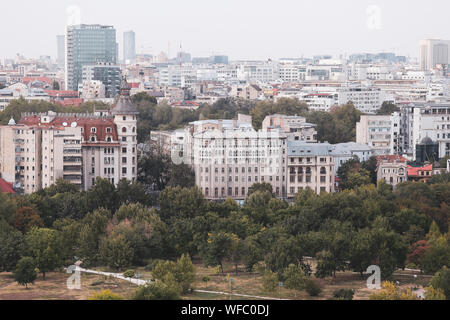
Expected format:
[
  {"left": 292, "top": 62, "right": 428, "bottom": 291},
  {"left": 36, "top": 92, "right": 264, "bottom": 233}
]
[
  {"left": 18, "top": 115, "right": 119, "bottom": 143},
  {"left": 0, "top": 178, "right": 15, "bottom": 194},
  {"left": 407, "top": 164, "right": 433, "bottom": 177}
]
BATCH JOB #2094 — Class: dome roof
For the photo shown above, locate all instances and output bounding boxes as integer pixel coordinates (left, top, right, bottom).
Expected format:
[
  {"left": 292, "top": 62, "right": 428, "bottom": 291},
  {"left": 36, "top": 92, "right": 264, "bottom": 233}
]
[
  {"left": 111, "top": 77, "right": 138, "bottom": 116},
  {"left": 420, "top": 136, "right": 434, "bottom": 145}
]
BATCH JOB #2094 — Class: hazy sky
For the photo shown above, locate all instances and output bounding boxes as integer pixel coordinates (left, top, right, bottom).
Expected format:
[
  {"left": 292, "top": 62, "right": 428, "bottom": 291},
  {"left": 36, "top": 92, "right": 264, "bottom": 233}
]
[{"left": 1, "top": 0, "right": 449, "bottom": 60}]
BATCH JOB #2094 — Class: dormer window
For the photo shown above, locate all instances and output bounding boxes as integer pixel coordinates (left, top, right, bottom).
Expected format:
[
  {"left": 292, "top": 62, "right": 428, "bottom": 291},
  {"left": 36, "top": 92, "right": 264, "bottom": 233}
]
[
  {"left": 91, "top": 127, "right": 97, "bottom": 133},
  {"left": 106, "top": 136, "right": 112, "bottom": 142},
  {"left": 90, "top": 136, "right": 96, "bottom": 142},
  {"left": 106, "top": 127, "right": 112, "bottom": 133}
]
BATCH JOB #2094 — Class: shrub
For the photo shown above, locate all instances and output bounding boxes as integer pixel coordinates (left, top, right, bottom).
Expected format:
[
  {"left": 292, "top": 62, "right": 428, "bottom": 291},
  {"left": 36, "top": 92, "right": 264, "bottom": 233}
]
[
  {"left": 89, "top": 289, "right": 124, "bottom": 300},
  {"left": 123, "top": 270, "right": 135, "bottom": 278},
  {"left": 333, "top": 288, "right": 354, "bottom": 300},
  {"left": 305, "top": 279, "right": 322, "bottom": 297}
]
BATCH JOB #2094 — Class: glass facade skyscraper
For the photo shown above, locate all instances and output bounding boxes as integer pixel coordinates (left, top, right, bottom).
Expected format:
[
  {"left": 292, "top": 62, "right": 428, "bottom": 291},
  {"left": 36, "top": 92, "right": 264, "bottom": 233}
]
[{"left": 65, "top": 24, "right": 117, "bottom": 91}]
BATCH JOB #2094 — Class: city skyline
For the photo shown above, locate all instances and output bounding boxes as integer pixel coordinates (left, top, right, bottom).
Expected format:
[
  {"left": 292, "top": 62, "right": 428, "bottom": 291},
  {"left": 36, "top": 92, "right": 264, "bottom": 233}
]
[{"left": 1, "top": 0, "right": 450, "bottom": 60}]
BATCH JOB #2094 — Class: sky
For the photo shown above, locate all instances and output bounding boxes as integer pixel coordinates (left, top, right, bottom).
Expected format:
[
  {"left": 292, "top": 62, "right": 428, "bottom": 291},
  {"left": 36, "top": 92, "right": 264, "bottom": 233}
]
[{"left": 0, "top": 0, "right": 449, "bottom": 61}]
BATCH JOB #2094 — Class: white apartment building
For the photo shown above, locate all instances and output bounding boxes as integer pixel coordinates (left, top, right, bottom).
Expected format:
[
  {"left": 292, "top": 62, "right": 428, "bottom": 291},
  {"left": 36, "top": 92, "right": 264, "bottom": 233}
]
[
  {"left": 0, "top": 78, "right": 138, "bottom": 194},
  {"left": 338, "top": 84, "right": 387, "bottom": 114},
  {"left": 356, "top": 114, "right": 400, "bottom": 155}
]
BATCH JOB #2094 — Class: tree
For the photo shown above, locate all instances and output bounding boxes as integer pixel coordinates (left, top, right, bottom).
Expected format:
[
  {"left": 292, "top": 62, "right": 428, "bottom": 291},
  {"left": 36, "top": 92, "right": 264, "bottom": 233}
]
[
  {"left": 25, "top": 228, "right": 62, "bottom": 280},
  {"left": 424, "top": 286, "right": 446, "bottom": 300},
  {"left": 333, "top": 288, "right": 355, "bottom": 300},
  {"left": 248, "top": 183, "right": 274, "bottom": 197},
  {"left": 430, "top": 266, "right": 450, "bottom": 299},
  {"left": 376, "top": 102, "right": 400, "bottom": 115},
  {"left": 0, "top": 221, "right": 24, "bottom": 272},
  {"left": 369, "top": 281, "right": 417, "bottom": 300},
  {"left": 407, "top": 240, "right": 430, "bottom": 268},
  {"left": 282, "top": 264, "right": 307, "bottom": 297},
  {"left": 14, "top": 207, "right": 43, "bottom": 233},
  {"left": 420, "top": 235, "right": 450, "bottom": 274},
  {"left": 132, "top": 274, "right": 182, "bottom": 300},
  {"left": 52, "top": 81, "right": 60, "bottom": 90},
  {"left": 89, "top": 289, "right": 124, "bottom": 300},
  {"left": 14, "top": 257, "right": 37, "bottom": 289},
  {"left": 265, "top": 236, "right": 302, "bottom": 274},
  {"left": 200, "top": 232, "right": 235, "bottom": 274},
  {"left": 305, "top": 279, "right": 322, "bottom": 297},
  {"left": 263, "top": 270, "right": 278, "bottom": 293},
  {"left": 174, "top": 254, "right": 196, "bottom": 293},
  {"left": 99, "top": 234, "right": 134, "bottom": 270}
]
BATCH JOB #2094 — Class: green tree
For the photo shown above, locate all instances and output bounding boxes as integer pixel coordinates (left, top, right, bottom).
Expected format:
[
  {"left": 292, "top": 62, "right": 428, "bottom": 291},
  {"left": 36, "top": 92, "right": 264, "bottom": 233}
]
[
  {"left": 263, "top": 270, "right": 278, "bottom": 293},
  {"left": 132, "top": 274, "right": 182, "bottom": 300},
  {"left": 282, "top": 264, "right": 307, "bottom": 297},
  {"left": 14, "top": 257, "right": 37, "bottom": 288},
  {"left": 0, "top": 221, "right": 24, "bottom": 272},
  {"left": 424, "top": 286, "right": 446, "bottom": 300},
  {"left": 25, "top": 228, "right": 61, "bottom": 280},
  {"left": 369, "top": 281, "right": 417, "bottom": 300},
  {"left": 99, "top": 234, "right": 134, "bottom": 270},
  {"left": 200, "top": 232, "right": 235, "bottom": 274},
  {"left": 430, "top": 266, "right": 450, "bottom": 299},
  {"left": 376, "top": 102, "right": 400, "bottom": 115}
]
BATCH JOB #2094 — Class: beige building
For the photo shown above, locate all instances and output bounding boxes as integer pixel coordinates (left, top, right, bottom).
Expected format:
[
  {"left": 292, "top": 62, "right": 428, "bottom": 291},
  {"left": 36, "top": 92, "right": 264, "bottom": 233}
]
[
  {"left": 376, "top": 155, "right": 408, "bottom": 189},
  {"left": 262, "top": 114, "right": 318, "bottom": 142},
  {"left": 0, "top": 78, "right": 138, "bottom": 194},
  {"left": 186, "top": 116, "right": 287, "bottom": 201},
  {"left": 287, "top": 142, "right": 335, "bottom": 197}
]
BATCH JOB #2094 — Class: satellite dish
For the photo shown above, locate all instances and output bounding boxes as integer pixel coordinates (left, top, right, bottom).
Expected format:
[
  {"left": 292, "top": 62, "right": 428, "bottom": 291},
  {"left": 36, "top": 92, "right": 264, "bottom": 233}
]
[
  {"left": 71, "top": 122, "right": 77, "bottom": 127},
  {"left": 62, "top": 122, "right": 68, "bottom": 127}
]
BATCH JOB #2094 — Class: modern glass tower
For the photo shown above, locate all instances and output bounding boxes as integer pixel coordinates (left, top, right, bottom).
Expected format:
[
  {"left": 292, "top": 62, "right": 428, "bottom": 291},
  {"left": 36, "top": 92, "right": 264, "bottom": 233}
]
[
  {"left": 123, "top": 31, "right": 136, "bottom": 64},
  {"left": 65, "top": 24, "right": 117, "bottom": 91}
]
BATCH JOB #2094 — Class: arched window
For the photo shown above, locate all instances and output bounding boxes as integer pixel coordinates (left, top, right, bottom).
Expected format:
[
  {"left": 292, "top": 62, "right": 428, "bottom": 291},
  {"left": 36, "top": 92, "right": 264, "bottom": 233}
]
[
  {"left": 132, "top": 127, "right": 136, "bottom": 133},
  {"left": 106, "top": 136, "right": 112, "bottom": 142},
  {"left": 90, "top": 136, "right": 96, "bottom": 142},
  {"left": 122, "top": 127, "right": 127, "bottom": 133}
]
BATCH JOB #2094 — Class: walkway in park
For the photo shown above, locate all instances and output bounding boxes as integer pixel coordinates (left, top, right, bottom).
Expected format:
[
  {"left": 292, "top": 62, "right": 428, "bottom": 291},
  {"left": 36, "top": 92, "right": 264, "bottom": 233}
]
[{"left": 72, "top": 266, "right": 288, "bottom": 300}]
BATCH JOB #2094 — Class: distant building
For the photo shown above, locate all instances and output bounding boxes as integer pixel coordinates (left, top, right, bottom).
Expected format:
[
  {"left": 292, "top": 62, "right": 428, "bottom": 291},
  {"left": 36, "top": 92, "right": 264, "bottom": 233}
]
[
  {"left": 82, "top": 62, "right": 121, "bottom": 98},
  {"left": 356, "top": 115, "right": 399, "bottom": 155},
  {"left": 123, "top": 31, "right": 136, "bottom": 64},
  {"left": 419, "top": 39, "right": 450, "bottom": 71},
  {"left": 262, "top": 114, "right": 317, "bottom": 142},
  {"left": 56, "top": 35, "right": 65, "bottom": 68},
  {"left": 407, "top": 164, "right": 433, "bottom": 183},
  {"left": 66, "top": 24, "right": 117, "bottom": 91},
  {"left": 415, "top": 137, "right": 439, "bottom": 164}
]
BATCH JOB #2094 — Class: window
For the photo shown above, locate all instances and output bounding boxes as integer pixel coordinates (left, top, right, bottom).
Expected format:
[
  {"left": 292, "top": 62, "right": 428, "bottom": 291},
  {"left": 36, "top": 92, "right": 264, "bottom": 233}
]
[
  {"left": 122, "top": 157, "right": 127, "bottom": 164},
  {"left": 122, "top": 127, "right": 127, "bottom": 133},
  {"left": 122, "top": 167, "right": 127, "bottom": 174},
  {"left": 91, "top": 127, "right": 97, "bottom": 133}
]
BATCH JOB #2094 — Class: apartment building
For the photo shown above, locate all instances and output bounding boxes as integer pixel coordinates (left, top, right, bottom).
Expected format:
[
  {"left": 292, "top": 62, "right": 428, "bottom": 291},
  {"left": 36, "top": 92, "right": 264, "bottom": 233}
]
[
  {"left": 287, "top": 142, "right": 335, "bottom": 198},
  {"left": 356, "top": 114, "right": 400, "bottom": 156},
  {"left": 190, "top": 118, "right": 287, "bottom": 201},
  {"left": 262, "top": 114, "right": 318, "bottom": 142},
  {"left": 0, "top": 78, "right": 138, "bottom": 194}
]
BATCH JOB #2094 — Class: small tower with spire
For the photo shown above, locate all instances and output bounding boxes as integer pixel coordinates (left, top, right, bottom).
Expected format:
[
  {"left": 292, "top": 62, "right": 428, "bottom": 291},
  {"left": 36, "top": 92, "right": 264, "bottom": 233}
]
[{"left": 111, "top": 77, "right": 139, "bottom": 182}]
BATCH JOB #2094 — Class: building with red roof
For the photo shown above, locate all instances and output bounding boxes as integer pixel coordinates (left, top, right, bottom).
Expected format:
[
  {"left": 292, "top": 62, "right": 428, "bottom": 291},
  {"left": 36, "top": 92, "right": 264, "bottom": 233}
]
[
  {"left": 0, "top": 178, "right": 15, "bottom": 194},
  {"left": 0, "top": 78, "right": 138, "bottom": 194},
  {"left": 407, "top": 164, "right": 433, "bottom": 182}
]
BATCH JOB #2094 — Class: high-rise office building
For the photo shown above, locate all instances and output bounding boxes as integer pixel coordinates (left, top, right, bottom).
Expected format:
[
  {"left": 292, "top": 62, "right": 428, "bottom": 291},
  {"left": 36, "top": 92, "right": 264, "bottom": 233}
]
[
  {"left": 65, "top": 24, "right": 117, "bottom": 91},
  {"left": 419, "top": 39, "right": 450, "bottom": 71},
  {"left": 82, "top": 62, "right": 122, "bottom": 98},
  {"left": 56, "top": 35, "right": 65, "bottom": 68},
  {"left": 123, "top": 31, "right": 136, "bottom": 64}
]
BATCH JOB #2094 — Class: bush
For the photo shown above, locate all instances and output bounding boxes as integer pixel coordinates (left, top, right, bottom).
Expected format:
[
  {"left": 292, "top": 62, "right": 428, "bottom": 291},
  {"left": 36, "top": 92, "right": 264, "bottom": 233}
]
[
  {"left": 89, "top": 289, "right": 124, "bottom": 300},
  {"left": 132, "top": 273, "right": 182, "bottom": 300},
  {"left": 333, "top": 288, "right": 354, "bottom": 300},
  {"left": 305, "top": 279, "right": 322, "bottom": 296},
  {"left": 90, "top": 280, "right": 105, "bottom": 286},
  {"left": 123, "top": 270, "right": 135, "bottom": 278}
]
